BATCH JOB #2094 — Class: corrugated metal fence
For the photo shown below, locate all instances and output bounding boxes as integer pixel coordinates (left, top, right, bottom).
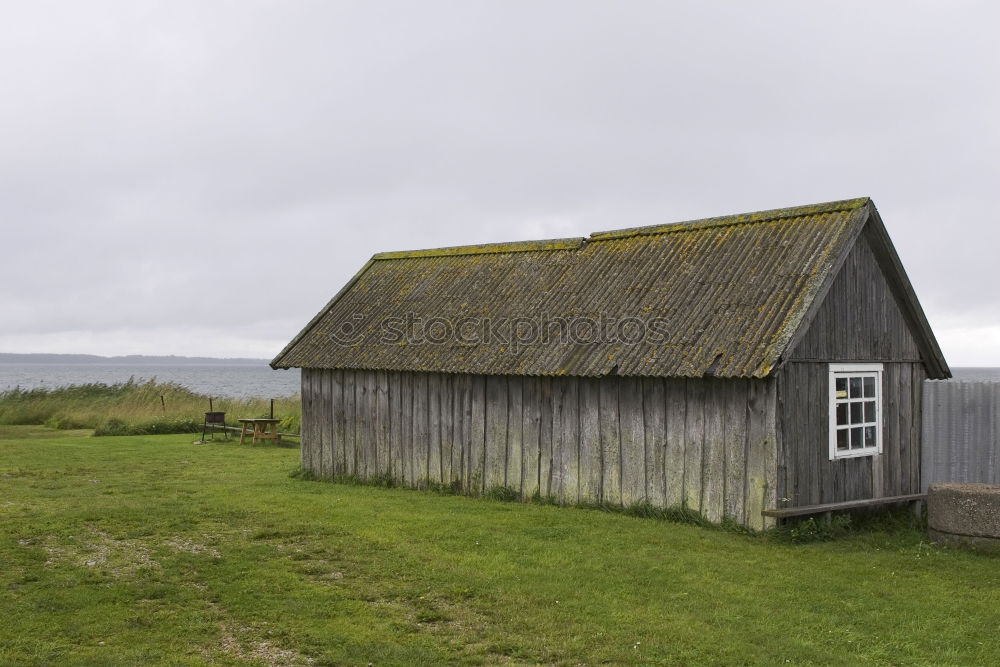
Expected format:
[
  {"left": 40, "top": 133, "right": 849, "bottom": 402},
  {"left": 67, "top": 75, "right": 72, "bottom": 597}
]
[{"left": 922, "top": 381, "right": 1000, "bottom": 491}]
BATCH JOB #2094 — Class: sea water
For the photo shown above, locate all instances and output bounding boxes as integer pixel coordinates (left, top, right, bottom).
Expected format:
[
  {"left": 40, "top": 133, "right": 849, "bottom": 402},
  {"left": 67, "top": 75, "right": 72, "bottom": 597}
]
[{"left": 0, "top": 363, "right": 301, "bottom": 398}]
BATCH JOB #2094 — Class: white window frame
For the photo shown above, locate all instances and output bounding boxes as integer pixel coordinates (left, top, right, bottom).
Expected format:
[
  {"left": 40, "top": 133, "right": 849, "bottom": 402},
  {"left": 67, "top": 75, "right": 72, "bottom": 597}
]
[{"left": 828, "top": 363, "right": 883, "bottom": 461}]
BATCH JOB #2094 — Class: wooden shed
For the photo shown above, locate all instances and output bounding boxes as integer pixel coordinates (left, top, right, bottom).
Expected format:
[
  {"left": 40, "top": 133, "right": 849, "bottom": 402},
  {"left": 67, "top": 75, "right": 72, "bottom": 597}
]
[{"left": 272, "top": 198, "right": 949, "bottom": 529}]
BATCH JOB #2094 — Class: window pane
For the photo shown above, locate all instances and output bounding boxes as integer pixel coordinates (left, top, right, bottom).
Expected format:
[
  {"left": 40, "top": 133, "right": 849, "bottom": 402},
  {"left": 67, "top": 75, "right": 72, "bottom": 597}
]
[
  {"left": 850, "top": 402, "right": 863, "bottom": 424},
  {"left": 849, "top": 377, "right": 862, "bottom": 398},
  {"left": 837, "top": 403, "right": 848, "bottom": 426},
  {"left": 850, "top": 427, "right": 864, "bottom": 449},
  {"left": 864, "top": 401, "right": 876, "bottom": 423},
  {"left": 837, "top": 429, "right": 849, "bottom": 450},
  {"left": 863, "top": 376, "right": 876, "bottom": 398},
  {"left": 836, "top": 377, "right": 848, "bottom": 398},
  {"left": 864, "top": 426, "right": 877, "bottom": 448}
]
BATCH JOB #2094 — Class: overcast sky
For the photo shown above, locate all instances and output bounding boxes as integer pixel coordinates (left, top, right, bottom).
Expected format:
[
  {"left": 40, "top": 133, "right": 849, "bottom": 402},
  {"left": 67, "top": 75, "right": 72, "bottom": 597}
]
[{"left": 1, "top": 1, "right": 997, "bottom": 365}]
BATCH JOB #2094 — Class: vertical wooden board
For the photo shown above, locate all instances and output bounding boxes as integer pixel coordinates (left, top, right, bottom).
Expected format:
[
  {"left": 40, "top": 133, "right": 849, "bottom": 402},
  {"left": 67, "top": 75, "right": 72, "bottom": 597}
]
[
  {"left": 427, "top": 374, "right": 442, "bottom": 484},
  {"left": 507, "top": 377, "right": 524, "bottom": 493},
  {"left": 361, "top": 370, "right": 377, "bottom": 479},
  {"left": 773, "top": 369, "right": 789, "bottom": 506},
  {"left": 877, "top": 364, "right": 893, "bottom": 496},
  {"left": 457, "top": 374, "right": 471, "bottom": 489},
  {"left": 312, "top": 369, "right": 325, "bottom": 476},
  {"left": 375, "top": 370, "right": 390, "bottom": 477},
  {"left": 599, "top": 377, "right": 622, "bottom": 506},
  {"left": 314, "top": 370, "right": 326, "bottom": 475},
  {"left": 663, "top": 378, "right": 686, "bottom": 508},
  {"left": 683, "top": 380, "right": 705, "bottom": 512},
  {"left": 787, "top": 366, "right": 803, "bottom": 506},
  {"left": 351, "top": 371, "right": 364, "bottom": 478},
  {"left": 619, "top": 377, "right": 646, "bottom": 507},
  {"left": 642, "top": 378, "right": 667, "bottom": 508},
  {"left": 886, "top": 363, "right": 902, "bottom": 496},
  {"left": 483, "top": 376, "right": 508, "bottom": 490},
  {"left": 794, "top": 365, "right": 813, "bottom": 506},
  {"left": 911, "top": 364, "right": 925, "bottom": 494},
  {"left": 468, "top": 375, "right": 486, "bottom": 493},
  {"left": 538, "top": 377, "right": 554, "bottom": 498},
  {"left": 578, "top": 377, "right": 601, "bottom": 504},
  {"left": 355, "top": 370, "right": 368, "bottom": 479},
  {"left": 778, "top": 367, "right": 797, "bottom": 507},
  {"left": 456, "top": 373, "right": 470, "bottom": 486},
  {"left": 387, "top": 371, "right": 402, "bottom": 483},
  {"left": 322, "top": 370, "right": 335, "bottom": 478},
  {"left": 521, "top": 377, "right": 541, "bottom": 498},
  {"left": 830, "top": 415, "right": 848, "bottom": 500},
  {"left": 343, "top": 370, "right": 357, "bottom": 476},
  {"left": 787, "top": 365, "right": 804, "bottom": 507},
  {"left": 412, "top": 373, "right": 430, "bottom": 485},
  {"left": 549, "top": 377, "right": 564, "bottom": 499},
  {"left": 850, "top": 456, "right": 872, "bottom": 501},
  {"left": 299, "top": 370, "right": 313, "bottom": 471},
  {"left": 897, "top": 363, "right": 912, "bottom": 495},
  {"left": 440, "top": 374, "right": 453, "bottom": 485},
  {"left": 367, "top": 370, "right": 379, "bottom": 478},
  {"left": 744, "top": 379, "right": 769, "bottom": 530},
  {"left": 810, "top": 365, "right": 827, "bottom": 505},
  {"left": 557, "top": 378, "right": 580, "bottom": 504},
  {"left": 723, "top": 380, "right": 748, "bottom": 524},
  {"left": 701, "top": 380, "right": 725, "bottom": 522},
  {"left": 797, "top": 365, "right": 814, "bottom": 506},
  {"left": 871, "top": 450, "right": 884, "bottom": 499},
  {"left": 399, "top": 371, "right": 413, "bottom": 486},
  {"left": 761, "top": 379, "right": 778, "bottom": 528},
  {"left": 815, "top": 367, "right": 835, "bottom": 505},
  {"left": 454, "top": 374, "right": 465, "bottom": 485},
  {"left": 368, "top": 370, "right": 380, "bottom": 479},
  {"left": 332, "top": 370, "right": 345, "bottom": 476},
  {"left": 313, "top": 371, "right": 325, "bottom": 477}
]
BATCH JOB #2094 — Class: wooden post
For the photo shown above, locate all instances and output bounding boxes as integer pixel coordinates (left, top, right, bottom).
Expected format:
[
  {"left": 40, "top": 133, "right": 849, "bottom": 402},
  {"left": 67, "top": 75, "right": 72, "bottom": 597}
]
[
  {"left": 161, "top": 395, "right": 167, "bottom": 412},
  {"left": 270, "top": 398, "right": 274, "bottom": 419}
]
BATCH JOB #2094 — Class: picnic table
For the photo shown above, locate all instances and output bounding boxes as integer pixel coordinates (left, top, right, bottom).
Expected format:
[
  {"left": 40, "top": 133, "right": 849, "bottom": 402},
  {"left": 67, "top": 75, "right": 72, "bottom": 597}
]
[{"left": 237, "top": 418, "right": 281, "bottom": 446}]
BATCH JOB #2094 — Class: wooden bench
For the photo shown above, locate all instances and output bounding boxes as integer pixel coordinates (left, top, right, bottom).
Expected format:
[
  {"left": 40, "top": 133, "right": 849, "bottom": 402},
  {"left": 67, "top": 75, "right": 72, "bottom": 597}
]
[
  {"left": 762, "top": 493, "right": 926, "bottom": 520},
  {"left": 237, "top": 418, "right": 282, "bottom": 446}
]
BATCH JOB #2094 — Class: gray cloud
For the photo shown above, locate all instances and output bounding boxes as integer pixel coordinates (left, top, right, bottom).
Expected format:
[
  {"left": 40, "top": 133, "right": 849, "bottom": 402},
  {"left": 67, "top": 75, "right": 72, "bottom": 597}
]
[{"left": 1, "top": 1, "right": 998, "bottom": 363}]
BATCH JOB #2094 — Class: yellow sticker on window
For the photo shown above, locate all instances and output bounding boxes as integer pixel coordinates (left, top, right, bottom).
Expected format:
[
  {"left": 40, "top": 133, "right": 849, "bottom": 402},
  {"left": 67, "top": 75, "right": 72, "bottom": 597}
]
[{"left": 836, "top": 390, "right": 848, "bottom": 399}]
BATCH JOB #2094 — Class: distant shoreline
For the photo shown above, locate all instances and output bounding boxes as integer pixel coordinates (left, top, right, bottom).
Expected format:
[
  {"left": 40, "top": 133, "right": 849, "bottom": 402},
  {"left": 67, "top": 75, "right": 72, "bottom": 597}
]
[{"left": 0, "top": 353, "right": 271, "bottom": 366}]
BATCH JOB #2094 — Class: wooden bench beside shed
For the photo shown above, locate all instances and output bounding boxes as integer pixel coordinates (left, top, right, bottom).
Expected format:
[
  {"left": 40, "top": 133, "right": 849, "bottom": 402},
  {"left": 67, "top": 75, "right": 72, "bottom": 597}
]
[{"left": 272, "top": 198, "right": 949, "bottom": 529}]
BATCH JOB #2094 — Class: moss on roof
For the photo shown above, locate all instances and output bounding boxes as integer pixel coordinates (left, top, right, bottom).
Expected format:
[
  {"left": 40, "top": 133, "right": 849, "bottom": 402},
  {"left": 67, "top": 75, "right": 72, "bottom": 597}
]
[{"left": 272, "top": 197, "right": 943, "bottom": 378}]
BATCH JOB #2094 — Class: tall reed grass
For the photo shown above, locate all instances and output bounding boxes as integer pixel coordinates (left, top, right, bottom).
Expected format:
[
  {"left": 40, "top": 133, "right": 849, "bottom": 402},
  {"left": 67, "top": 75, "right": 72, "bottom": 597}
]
[{"left": 0, "top": 379, "right": 300, "bottom": 436}]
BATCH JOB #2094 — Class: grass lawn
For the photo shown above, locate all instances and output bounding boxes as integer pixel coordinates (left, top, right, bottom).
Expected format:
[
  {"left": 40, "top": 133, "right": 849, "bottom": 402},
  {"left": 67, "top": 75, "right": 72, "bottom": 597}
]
[{"left": 2, "top": 426, "right": 999, "bottom": 665}]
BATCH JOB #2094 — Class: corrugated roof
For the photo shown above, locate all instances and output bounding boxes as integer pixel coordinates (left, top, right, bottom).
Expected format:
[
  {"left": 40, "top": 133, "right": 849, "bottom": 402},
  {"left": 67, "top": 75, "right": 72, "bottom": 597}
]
[{"left": 272, "top": 197, "right": 929, "bottom": 378}]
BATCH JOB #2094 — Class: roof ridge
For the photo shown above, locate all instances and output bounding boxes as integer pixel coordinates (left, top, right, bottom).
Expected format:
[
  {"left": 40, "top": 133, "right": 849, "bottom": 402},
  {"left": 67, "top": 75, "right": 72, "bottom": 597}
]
[
  {"left": 372, "top": 237, "right": 585, "bottom": 260},
  {"left": 588, "top": 197, "right": 871, "bottom": 241},
  {"left": 368, "top": 197, "right": 871, "bottom": 260}
]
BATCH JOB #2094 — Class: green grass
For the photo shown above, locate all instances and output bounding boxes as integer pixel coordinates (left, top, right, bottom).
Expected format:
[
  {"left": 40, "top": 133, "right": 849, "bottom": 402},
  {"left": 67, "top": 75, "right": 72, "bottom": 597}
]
[
  {"left": 2, "top": 426, "right": 999, "bottom": 665},
  {"left": 0, "top": 380, "right": 300, "bottom": 436}
]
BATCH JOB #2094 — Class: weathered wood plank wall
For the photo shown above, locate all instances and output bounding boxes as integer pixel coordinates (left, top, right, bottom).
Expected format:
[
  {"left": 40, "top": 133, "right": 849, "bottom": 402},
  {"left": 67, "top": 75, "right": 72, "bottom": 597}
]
[
  {"left": 300, "top": 369, "right": 778, "bottom": 529},
  {"left": 789, "top": 227, "right": 922, "bottom": 363},
  {"left": 775, "top": 362, "right": 925, "bottom": 507},
  {"left": 777, "top": 224, "right": 928, "bottom": 508}
]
